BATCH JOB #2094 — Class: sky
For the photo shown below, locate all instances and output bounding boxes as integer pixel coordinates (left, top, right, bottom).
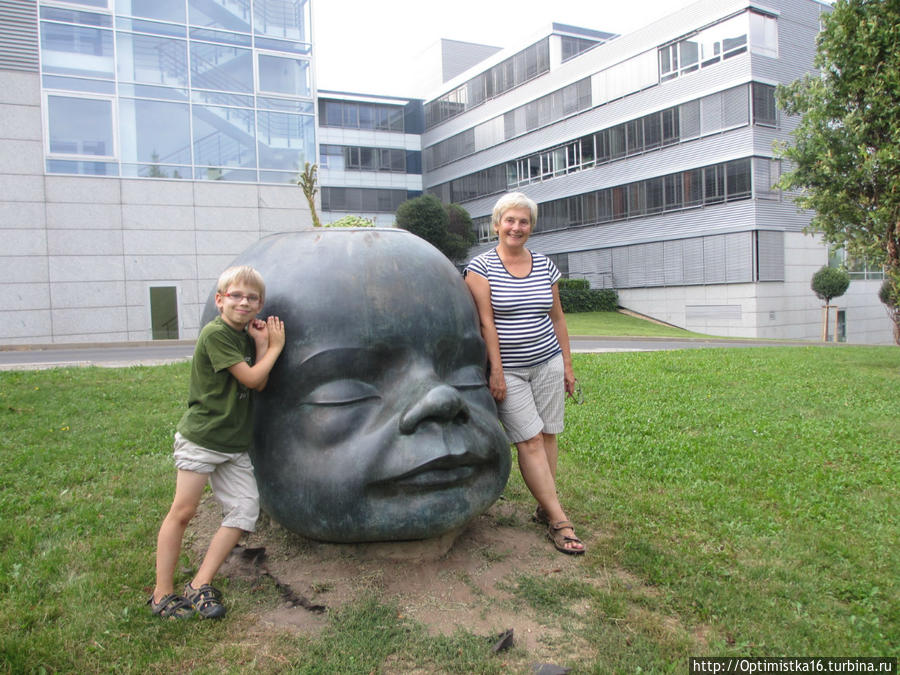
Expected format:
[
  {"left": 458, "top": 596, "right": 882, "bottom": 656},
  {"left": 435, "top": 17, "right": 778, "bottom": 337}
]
[{"left": 312, "top": 0, "right": 697, "bottom": 98}]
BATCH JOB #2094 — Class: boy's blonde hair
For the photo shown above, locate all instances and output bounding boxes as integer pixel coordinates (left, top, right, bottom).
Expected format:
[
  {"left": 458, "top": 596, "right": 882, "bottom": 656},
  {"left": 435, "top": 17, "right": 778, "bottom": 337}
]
[
  {"left": 217, "top": 265, "right": 266, "bottom": 303},
  {"left": 491, "top": 192, "right": 538, "bottom": 229}
]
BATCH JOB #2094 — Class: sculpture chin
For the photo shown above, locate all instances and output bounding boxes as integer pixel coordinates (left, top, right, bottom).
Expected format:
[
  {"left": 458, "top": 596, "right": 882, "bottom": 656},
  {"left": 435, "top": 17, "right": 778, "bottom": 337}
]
[{"left": 203, "top": 228, "right": 511, "bottom": 543}]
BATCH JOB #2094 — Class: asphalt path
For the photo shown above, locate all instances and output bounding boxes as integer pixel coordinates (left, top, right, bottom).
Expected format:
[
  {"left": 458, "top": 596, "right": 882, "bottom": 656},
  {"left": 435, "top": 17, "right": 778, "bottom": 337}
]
[{"left": 0, "top": 336, "right": 819, "bottom": 371}]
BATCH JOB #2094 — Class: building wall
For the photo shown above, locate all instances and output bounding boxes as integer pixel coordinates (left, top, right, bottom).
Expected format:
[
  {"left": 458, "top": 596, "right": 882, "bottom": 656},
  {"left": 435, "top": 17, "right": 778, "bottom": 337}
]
[{"left": 0, "top": 67, "right": 316, "bottom": 345}]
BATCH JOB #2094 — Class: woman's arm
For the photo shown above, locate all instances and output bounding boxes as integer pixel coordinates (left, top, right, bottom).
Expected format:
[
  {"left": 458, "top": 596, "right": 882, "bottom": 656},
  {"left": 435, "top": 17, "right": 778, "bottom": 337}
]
[
  {"left": 549, "top": 284, "right": 576, "bottom": 397},
  {"left": 465, "top": 271, "right": 506, "bottom": 402}
]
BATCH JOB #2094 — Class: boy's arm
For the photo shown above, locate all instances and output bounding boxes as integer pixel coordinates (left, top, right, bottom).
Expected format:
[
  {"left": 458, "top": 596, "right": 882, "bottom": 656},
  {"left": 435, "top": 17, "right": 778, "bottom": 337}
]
[{"left": 228, "top": 316, "right": 286, "bottom": 391}]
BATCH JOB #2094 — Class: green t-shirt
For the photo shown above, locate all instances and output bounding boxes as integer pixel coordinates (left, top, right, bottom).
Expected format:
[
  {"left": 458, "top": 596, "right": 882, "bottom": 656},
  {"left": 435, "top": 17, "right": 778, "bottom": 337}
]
[{"left": 176, "top": 316, "right": 256, "bottom": 453}]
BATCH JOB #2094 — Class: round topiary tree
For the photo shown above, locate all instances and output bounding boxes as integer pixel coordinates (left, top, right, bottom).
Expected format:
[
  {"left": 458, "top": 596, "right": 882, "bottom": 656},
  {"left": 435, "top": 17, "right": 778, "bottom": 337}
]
[
  {"left": 811, "top": 266, "right": 850, "bottom": 303},
  {"left": 811, "top": 266, "right": 850, "bottom": 341}
]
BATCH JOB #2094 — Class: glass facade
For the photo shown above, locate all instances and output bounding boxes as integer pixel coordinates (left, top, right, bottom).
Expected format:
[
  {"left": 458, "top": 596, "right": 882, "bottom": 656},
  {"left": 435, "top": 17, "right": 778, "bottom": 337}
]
[{"left": 39, "top": 0, "right": 314, "bottom": 184}]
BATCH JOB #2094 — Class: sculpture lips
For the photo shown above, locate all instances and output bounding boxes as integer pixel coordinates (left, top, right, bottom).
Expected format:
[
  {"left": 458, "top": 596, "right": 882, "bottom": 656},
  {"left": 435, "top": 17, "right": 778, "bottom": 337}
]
[{"left": 375, "top": 453, "right": 485, "bottom": 489}]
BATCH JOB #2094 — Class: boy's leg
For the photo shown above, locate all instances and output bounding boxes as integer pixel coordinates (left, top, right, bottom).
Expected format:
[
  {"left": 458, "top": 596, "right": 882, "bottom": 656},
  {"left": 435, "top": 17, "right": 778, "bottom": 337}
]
[
  {"left": 153, "top": 469, "right": 208, "bottom": 603},
  {"left": 190, "top": 525, "right": 244, "bottom": 588}
]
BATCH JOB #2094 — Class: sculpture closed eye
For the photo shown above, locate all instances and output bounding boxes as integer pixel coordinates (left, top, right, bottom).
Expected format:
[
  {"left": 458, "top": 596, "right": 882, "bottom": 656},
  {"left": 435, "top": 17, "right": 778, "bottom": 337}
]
[{"left": 205, "top": 228, "right": 511, "bottom": 543}]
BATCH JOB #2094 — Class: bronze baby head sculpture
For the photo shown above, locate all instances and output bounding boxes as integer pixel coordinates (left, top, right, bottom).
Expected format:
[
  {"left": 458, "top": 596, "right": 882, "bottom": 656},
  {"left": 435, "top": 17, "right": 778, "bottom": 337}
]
[{"left": 204, "top": 228, "right": 511, "bottom": 543}]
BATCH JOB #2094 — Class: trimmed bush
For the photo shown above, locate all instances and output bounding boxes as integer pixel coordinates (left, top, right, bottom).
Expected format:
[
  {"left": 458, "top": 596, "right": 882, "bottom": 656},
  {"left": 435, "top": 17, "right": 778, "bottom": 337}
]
[{"left": 559, "top": 285, "right": 618, "bottom": 312}]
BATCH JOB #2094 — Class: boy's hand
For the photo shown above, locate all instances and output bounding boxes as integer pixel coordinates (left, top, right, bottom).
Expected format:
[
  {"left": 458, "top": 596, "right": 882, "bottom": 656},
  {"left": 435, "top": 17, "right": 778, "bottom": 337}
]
[
  {"left": 266, "top": 315, "right": 286, "bottom": 352},
  {"left": 248, "top": 317, "right": 269, "bottom": 350}
]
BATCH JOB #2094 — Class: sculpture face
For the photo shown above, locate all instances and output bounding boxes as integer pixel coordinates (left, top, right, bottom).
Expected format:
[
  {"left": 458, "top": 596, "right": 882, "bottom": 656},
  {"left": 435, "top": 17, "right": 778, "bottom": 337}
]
[{"left": 205, "top": 229, "right": 511, "bottom": 542}]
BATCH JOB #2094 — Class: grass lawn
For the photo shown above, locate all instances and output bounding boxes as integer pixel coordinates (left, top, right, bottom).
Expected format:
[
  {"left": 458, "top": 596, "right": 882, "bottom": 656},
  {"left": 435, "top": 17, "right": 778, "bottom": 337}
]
[
  {"left": 1, "top": 344, "right": 897, "bottom": 673},
  {"left": 565, "top": 310, "right": 710, "bottom": 338}
]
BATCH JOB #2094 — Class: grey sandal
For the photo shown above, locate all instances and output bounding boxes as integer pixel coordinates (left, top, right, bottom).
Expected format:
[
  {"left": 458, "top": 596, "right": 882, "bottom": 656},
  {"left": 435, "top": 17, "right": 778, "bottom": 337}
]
[
  {"left": 148, "top": 593, "right": 195, "bottom": 619},
  {"left": 184, "top": 582, "right": 227, "bottom": 619}
]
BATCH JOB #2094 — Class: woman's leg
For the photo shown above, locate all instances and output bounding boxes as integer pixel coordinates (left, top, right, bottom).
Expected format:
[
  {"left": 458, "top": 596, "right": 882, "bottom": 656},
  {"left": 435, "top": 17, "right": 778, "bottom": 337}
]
[{"left": 515, "top": 433, "right": 583, "bottom": 552}]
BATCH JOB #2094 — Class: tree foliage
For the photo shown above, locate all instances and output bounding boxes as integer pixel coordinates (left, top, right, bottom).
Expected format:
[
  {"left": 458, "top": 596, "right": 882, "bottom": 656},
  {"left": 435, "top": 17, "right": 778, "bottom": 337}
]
[
  {"left": 775, "top": 0, "right": 900, "bottom": 343},
  {"left": 395, "top": 195, "right": 475, "bottom": 262},
  {"left": 811, "top": 266, "right": 850, "bottom": 303}
]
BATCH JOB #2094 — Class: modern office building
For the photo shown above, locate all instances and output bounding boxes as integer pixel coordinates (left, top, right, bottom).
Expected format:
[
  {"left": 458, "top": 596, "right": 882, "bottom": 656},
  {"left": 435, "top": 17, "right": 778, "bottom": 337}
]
[
  {"left": 0, "top": 0, "right": 893, "bottom": 344},
  {"left": 422, "top": 0, "right": 892, "bottom": 343},
  {"left": 1, "top": 0, "right": 321, "bottom": 343}
]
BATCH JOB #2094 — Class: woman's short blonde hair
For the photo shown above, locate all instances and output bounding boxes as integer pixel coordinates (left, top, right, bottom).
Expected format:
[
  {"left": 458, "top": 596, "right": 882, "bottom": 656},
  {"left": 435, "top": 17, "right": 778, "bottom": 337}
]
[
  {"left": 217, "top": 265, "right": 266, "bottom": 303},
  {"left": 491, "top": 192, "right": 538, "bottom": 229}
]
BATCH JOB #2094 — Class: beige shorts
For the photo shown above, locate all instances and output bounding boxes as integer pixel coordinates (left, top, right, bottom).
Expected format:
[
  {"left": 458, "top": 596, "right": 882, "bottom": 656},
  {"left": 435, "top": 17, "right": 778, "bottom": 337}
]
[
  {"left": 496, "top": 353, "right": 565, "bottom": 444},
  {"left": 173, "top": 432, "right": 259, "bottom": 532}
]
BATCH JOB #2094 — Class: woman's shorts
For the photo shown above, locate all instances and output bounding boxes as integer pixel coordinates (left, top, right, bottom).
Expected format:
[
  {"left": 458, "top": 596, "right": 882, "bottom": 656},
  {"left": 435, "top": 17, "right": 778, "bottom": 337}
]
[
  {"left": 173, "top": 432, "right": 260, "bottom": 532},
  {"left": 496, "top": 352, "right": 565, "bottom": 444}
]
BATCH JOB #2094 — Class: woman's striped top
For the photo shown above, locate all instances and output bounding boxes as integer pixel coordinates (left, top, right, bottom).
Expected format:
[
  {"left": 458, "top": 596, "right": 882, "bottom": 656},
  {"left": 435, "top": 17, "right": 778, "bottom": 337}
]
[{"left": 465, "top": 248, "right": 561, "bottom": 369}]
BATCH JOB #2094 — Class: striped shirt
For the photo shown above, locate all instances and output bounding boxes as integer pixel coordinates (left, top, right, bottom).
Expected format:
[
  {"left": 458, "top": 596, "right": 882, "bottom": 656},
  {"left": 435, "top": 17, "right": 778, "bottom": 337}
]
[{"left": 466, "top": 248, "right": 561, "bottom": 368}]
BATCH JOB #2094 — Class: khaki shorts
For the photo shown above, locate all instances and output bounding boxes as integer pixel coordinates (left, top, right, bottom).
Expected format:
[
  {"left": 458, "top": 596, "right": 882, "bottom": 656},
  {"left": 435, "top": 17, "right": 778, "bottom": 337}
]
[
  {"left": 173, "top": 432, "right": 260, "bottom": 532},
  {"left": 496, "top": 353, "right": 565, "bottom": 444}
]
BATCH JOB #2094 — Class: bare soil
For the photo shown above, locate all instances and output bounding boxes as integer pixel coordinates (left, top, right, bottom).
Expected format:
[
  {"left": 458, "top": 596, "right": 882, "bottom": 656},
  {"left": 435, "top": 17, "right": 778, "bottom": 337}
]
[{"left": 187, "top": 495, "right": 602, "bottom": 664}]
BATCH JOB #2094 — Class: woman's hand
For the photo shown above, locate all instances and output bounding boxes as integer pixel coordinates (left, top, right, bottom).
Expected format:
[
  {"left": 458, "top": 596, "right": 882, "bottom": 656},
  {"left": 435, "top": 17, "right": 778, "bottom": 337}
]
[
  {"left": 564, "top": 365, "right": 576, "bottom": 398},
  {"left": 489, "top": 368, "right": 506, "bottom": 402}
]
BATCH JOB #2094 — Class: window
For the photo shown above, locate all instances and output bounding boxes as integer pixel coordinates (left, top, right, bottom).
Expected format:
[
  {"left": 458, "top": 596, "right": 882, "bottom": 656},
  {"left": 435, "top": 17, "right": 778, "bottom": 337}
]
[
  {"left": 726, "top": 159, "right": 751, "bottom": 199},
  {"left": 47, "top": 95, "right": 115, "bottom": 157},
  {"left": 150, "top": 287, "right": 179, "bottom": 339},
  {"left": 257, "top": 54, "right": 310, "bottom": 97},
  {"left": 753, "top": 82, "right": 777, "bottom": 126}
]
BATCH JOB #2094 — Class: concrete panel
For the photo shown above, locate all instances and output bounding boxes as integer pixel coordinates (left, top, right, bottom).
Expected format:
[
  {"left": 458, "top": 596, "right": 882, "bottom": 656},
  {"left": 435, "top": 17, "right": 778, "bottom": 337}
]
[
  {"left": 0, "top": 104, "right": 42, "bottom": 142},
  {"left": 1, "top": 256, "right": 49, "bottom": 283},
  {"left": 0, "top": 201, "right": 45, "bottom": 229},
  {"left": 45, "top": 202, "right": 123, "bottom": 230},
  {"left": 194, "top": 206, "right": 260, "bottom": 231},
  {"left": 124, "top": 254, "right": 196, "bottom": 281},
  {"left": 48, "top": 229, "right": 124, "bottom": 256},
  {"left": 5, "top": 229, "right": 47, "bottom": 256},
  {"left": 120, "top": 179, "right": 194, "bottom": 206},
  {"left": 0, "top": 309, "right": 51, "bottom": 342},
  {"left": 260, "top": 208, "right": 310, "bottom": 233},
  {"left": 122, "top": 204, "right": 195, "bottom": 231},
  {"left": 49, "top": 255, "right": 125, "bottom": 283},
  {"left": 124, "top": 229, "right": 196, "bottom": 256},
  {"left": 195, "top": 230, "right": 261, "bottom": 257},
  {"left": 197, "top": 254, "right": 242, "bottom": 282},
  {"left": 51, "top": 306, "right": 128, "bottom": 337},
  {"left": 258, "top": 184, "right": 308, "bottom": 209},
  {"left": 0, "top": 139, "right": 44, "bottom": 174},
  {"left": 7, "top": 283, "right": 50, "bottom": 311},
  {"left": 193, "top": 182, "right": 258, "bottom": 208},
  {"left": 0, "top": 71, "right": 41, "bottom": 106},
  {"left": 0, "top": 175, "right": 45, "bottom": 202},
  {"left": 51, "top": 280, "right": 126, "bottom": 309},
  {"left": 45, "top": 176, "right": 121, "bottom": 204}
]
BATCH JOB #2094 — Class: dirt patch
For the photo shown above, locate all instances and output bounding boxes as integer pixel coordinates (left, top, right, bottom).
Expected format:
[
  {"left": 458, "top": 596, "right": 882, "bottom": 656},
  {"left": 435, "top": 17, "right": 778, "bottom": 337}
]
[{"left": 187, "top": 495, "right": 596, "bottom": 660}]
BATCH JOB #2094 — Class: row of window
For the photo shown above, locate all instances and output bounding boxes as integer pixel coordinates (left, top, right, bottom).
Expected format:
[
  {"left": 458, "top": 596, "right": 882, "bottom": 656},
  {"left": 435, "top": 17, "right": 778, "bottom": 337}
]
[
  {"left": 43, "top": 0, "right": 311, "bottom": 45},
  {"left": 659, "top": 11, "right": 778, "bottom": 82},
  {"left": 473, "top": 158, "right": 754, "bottom": 241},
  {"left": 40, "top": 11, "right": 312, "bottom": 97},
  {"left": 428, "top": 83, "right": 776, "bottom": 205},
  {"left": 318, "top": 100, "right": 407, "bottom": 133},
  {"left": 320, "top": 188, "right": 415, "bottom": 213},
  {"left": 424, "top": 77, "right": 591, "bottom": 171},
  {"left": 424, "top": 39, "right": 551, "bottom": 129},
  {"left": 319, "top": 144, "right": 409, "bottom": 173}
]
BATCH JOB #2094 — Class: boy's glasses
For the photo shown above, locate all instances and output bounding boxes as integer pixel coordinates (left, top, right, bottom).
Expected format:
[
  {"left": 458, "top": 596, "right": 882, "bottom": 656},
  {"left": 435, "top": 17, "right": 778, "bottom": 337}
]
[{"left": 224, "top": 292, "right": 261, "bottom": 304}]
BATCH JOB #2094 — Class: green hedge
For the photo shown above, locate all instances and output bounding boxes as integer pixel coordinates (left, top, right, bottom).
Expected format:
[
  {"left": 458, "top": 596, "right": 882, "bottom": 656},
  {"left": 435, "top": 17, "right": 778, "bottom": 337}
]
[{"left": 558, "top": 279, "right": 618, "bottom": 312}]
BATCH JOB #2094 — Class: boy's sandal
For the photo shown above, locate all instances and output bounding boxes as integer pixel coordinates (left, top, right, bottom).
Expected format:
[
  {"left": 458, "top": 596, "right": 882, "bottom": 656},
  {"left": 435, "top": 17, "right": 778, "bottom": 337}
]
[
  {"left": 184, "top": 582, "right": 227, "bottom": 619},
  {"left": 148, "top": 593, "right": 195, "bottom": 619},
  {"left": 548, "top": 520, "right": 585, "bottom": 556},
  {"left": 531, "top": 505, "right": 550, "bottom": 525}
]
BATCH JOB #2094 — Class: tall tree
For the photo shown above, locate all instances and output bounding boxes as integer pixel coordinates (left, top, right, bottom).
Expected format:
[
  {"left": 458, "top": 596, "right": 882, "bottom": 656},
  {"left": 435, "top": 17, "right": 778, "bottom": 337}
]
[{"left": 776, "top": 0, "right": 900, "bottom": 344}]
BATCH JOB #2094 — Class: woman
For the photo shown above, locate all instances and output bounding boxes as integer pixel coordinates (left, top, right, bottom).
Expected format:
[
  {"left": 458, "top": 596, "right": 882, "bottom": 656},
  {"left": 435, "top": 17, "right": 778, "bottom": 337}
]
[{"left": 464, "top": 192, "right": 585, "bottom": 555}]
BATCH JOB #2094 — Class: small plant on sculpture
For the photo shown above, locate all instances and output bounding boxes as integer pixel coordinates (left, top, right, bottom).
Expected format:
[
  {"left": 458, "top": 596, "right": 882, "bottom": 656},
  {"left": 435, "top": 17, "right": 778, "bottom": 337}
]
[{"left": 297, "top": 162, "right": 322, "bottom": 228}]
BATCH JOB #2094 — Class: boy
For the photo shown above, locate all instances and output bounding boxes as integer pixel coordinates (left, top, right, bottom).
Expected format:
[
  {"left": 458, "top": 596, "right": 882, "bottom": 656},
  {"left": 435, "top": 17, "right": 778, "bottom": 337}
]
[{"left": 149, "top": 265, "right": 285, "bottom": 619}]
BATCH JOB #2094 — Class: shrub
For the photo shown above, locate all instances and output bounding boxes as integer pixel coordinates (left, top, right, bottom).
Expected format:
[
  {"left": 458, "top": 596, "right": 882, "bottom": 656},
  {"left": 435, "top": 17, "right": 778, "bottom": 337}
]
[
  {"left": 325, "top": 215, "right": 376, "bottom": 228},
  {"left": 559, "top": 286, "right": 618, "bottom": 312},
  {"left": 558, "top": 278, "right": 590, "bottom": 291}
]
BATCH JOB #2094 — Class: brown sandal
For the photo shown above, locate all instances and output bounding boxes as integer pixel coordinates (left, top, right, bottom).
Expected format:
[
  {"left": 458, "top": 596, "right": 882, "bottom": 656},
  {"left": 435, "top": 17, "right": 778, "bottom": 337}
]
[{"left": 548, "top": 520, "right": 585, "bottom": 555}]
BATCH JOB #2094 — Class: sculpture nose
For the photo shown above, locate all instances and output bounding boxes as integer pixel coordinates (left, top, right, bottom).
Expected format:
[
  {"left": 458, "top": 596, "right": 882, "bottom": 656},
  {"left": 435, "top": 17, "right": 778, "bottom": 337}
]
[{"left": 399, "top": 383, "right": 469, "bottom": 435}]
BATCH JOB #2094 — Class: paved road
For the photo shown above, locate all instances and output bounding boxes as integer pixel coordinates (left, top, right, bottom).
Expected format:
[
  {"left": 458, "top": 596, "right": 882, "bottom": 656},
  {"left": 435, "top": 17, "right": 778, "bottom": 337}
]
[{"left": 0, "top": 336, "right": 821, "bottom": 371}]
